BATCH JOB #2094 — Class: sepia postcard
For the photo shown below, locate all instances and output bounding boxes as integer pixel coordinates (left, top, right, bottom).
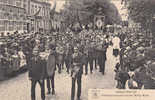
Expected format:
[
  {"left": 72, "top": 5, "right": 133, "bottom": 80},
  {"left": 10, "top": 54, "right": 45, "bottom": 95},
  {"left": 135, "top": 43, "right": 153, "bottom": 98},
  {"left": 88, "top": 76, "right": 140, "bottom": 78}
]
[{"left": 0, "top": 0, "right": 155, "bottom": 100}]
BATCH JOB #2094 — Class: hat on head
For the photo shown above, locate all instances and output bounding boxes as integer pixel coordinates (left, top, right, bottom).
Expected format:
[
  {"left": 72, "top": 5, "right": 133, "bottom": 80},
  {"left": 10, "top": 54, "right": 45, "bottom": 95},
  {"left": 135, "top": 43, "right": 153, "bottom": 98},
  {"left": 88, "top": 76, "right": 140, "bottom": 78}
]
[
  {"left": 74, "top": 46, "right": 78, "bottom": 50},
  {"left": 33, "top": 47, "right": 39, "bottom": 55}
]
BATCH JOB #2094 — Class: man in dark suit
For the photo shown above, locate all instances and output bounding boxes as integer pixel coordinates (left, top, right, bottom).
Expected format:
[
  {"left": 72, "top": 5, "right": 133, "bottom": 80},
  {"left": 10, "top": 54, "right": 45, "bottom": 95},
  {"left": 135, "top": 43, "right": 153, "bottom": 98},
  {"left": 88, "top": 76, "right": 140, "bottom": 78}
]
[
  {"left": 64, "top": 43, "right": 73, "bottom": 74},
  {"left": 71, "top": 47, "right": 83, "bottom": 100},
  {"left": 98, "top": 40, "right": 107, "bottom": 75},
  {"left": 88, "top": 45, "right": 94, "bottom": 74},
  {"left": 46, "top": 45, "right": 56, "bottom": 95},
  {"left": 28, "top": 48, "right": 46, "bottom": 100}
]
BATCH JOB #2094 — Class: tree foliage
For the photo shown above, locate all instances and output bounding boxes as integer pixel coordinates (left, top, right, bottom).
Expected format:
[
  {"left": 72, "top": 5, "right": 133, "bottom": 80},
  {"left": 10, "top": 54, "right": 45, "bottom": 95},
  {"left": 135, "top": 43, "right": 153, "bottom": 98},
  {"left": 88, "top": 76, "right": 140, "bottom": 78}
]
[
  {"left": 127, "top": 0, "right": 155, "bottom": 29},
  {"left": 60, "top": 0, "right": 121, "bottom": 27}
]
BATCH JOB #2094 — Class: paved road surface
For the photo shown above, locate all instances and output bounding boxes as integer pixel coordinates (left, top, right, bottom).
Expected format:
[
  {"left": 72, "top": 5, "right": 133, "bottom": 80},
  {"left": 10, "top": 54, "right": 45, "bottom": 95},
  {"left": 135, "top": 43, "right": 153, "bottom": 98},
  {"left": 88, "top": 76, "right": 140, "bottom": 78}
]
[{"left": 0, "top": 45, "right": 119, "bottom": 100}]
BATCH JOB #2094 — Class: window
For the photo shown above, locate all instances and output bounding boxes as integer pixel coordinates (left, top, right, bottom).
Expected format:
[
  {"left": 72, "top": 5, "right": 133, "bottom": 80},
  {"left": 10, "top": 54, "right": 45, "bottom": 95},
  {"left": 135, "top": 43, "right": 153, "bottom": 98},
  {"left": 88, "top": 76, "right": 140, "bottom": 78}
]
[
  {"left": 8, "top": 21, "right": 14, "bottom": 31},
  {"left": 46, "top": 9, "right": 48, "bottom": 17},
  {"left": 39, "top": 6, "right": 41, "bottom": 16},
  {"left": 23, "top": 22, "right": 27, "bottom": 30},
  {"left": 19, "top": 22, "right": 23, "bottom": 30},
  {"left": 23, "top": 4, "right": 26, "bottom": 9},
  {"left": 0, "top": 26, "right": 5, "bottom": 32},
  {"left": 35, "top": 5, "right": 38, "bottom": 13},
  {"left": 3, "top": 0, "right": 7, "bottom": 4},
  {"left": 16, "top": 0, "right": 22, "bottom": 7},
  {"left": 0, "top": 20, "right": 4, "bottom": 25},
  {"left": 8, "top": 0, "right": 13, "bottom": 5},
  {"left": 0, "top": 0, "right": 5, "bottom": 3},
  {"left": 2, "top": 5, "right": 6, "bottom": 11},
  {"left": 42, "top": 7, "right": 45, "bottom": 16},
  {"left": 31, "top": 5, "right": 34, "bottom": 14},
  {"left": 44, "top": 8, "right": 46, "bottom": 16}
]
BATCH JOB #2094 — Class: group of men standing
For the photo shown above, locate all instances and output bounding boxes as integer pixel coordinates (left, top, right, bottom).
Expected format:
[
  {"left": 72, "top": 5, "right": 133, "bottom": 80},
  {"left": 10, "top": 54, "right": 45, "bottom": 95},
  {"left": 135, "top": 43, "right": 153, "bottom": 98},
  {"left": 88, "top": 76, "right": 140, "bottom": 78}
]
[
  {"left": 26, "top": 28, "right": 112, "bottom": 100},
  {"left": 0, "top": 25, "right": 122, "bottom": 100},
  {"left": 28, "top": 42, "right": 84, "bottom": 100}
]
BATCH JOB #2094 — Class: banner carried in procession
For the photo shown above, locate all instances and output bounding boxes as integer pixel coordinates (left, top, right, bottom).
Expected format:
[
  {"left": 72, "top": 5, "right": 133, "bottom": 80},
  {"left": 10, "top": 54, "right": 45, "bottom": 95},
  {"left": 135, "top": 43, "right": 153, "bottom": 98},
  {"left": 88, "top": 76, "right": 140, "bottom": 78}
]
[{"left": 94, "top": 15, "right": 105, "bottom": 30}]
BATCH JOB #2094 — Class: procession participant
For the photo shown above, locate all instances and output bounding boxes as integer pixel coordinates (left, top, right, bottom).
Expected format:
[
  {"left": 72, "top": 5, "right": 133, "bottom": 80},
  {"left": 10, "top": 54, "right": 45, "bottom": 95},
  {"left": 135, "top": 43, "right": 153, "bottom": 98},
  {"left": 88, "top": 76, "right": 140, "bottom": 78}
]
[
  {"left": 112, "top": 33, "right": 120, "bottom": 57},
  {"left": 97, "top": 39, "right": 107, "bottom": 75},
  {"left": 11, "top": 48, "right": 20, "bottom": 75},
  {"left": 61, "top": 35, "right": 66, "bottom": 68},
  {"left": 88, "top": 41, "right": 95, "bottom": 74},
  {"left": 64, "top": 43, "right": 73, "bottom": 74},
  {"left": 28, "top": 47, "right": 46, "bottom": 100},
  {"left": 102, "top": 39, "right": 108, "bottom": 74},
  {"left": 93, "top": 41, "right": 98, "bottom": 69},
  {"left": 71, "top": 47, "right": 84, "bottom": 100},
  {"left": 18, "top": 47, "right": 26, "bottom": 68},
  {"left": 39, "top": 36, "right": 46, "bottom": 52},
  {"left": 56, "top": 42, "right": 64, "bottom": 73},
  {"left": 106, "top": 25, "right": 113, "bottom": 45},
  {"left": 78, "top": 40, "right": 84, "bottom": 55},
  {"left": 46, "top": 44, "right": 56, "bottom": 95},
  {"left": 22, "top": 39, "right": 34, "bottom": 70},
  {"left": 83, "top": 39, "right": 89, "bottom": 75}
]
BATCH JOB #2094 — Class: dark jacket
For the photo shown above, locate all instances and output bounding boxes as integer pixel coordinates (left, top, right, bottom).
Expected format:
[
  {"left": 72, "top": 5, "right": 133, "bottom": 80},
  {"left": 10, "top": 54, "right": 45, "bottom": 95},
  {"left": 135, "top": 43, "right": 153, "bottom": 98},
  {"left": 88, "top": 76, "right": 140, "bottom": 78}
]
[
  {"left": 29, "top": 56, "right": 46, "bottom": 80},
  {"left": 71, "top": 52, "right": 84, "bottom": 78},
  {"left": 46, "top": 51, "right": 56, "bottom": 77}
]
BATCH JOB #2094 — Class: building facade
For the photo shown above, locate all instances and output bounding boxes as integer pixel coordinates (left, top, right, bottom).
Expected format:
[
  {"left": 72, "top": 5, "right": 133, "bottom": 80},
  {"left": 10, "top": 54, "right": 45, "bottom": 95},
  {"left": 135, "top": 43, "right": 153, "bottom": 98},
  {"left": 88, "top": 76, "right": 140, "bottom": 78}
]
[
  {"left": 51, "top": 12, "right": 65, "bottom": 32},
  {"left": 0, "top": 0, "right": 29, "bottom": 35},
  {"left": 29, "top": 0, "right": 51, "bottom": 33},
  {"left": 0, "top": 0, "right": 51, "bottom": 35}
]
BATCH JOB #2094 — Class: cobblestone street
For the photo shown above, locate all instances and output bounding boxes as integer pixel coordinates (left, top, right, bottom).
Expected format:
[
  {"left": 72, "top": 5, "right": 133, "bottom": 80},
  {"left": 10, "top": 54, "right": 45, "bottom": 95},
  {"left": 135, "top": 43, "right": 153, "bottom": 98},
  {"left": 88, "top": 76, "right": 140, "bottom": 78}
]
[{"left": 0, "top": 45, "right": 118, "bottom": 100}]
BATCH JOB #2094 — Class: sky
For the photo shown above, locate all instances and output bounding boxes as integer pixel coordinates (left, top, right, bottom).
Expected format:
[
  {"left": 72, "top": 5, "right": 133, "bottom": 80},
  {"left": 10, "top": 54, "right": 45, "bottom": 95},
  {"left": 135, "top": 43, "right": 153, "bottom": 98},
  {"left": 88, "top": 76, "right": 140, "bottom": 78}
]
[
  {"left": 110, "top": 0, "right": 128, "bottom": 20},
  {"left": 49, "top": 0, "right": 66, "bottom": 12}
]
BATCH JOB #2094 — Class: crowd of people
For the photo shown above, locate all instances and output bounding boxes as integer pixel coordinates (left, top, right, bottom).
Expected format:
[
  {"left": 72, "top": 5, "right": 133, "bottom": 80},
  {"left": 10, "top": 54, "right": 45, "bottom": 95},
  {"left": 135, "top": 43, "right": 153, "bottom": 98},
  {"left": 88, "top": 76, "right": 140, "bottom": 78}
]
[
  {"left": 0, "top": 24, "right": 155, "bottom": 100},
  {"left": 0, "top": 27, "right": 110, "bottom": 100},
  {"left": 27, "top": 28, "right": 110, "bottom": 100},
  {"left": 0, "top": 31, "right": 47, "bottom": 77},
  {"left": 115, "top": 26, "right": 155, "bottom": 89}
]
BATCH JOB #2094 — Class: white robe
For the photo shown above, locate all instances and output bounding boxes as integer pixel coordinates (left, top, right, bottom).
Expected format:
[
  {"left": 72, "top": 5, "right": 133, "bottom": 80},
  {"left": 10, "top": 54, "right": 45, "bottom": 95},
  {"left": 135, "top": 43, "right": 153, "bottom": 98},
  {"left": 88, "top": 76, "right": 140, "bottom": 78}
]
[{"left": 112, "top": 36, "right": 120, "bottom": 50}]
